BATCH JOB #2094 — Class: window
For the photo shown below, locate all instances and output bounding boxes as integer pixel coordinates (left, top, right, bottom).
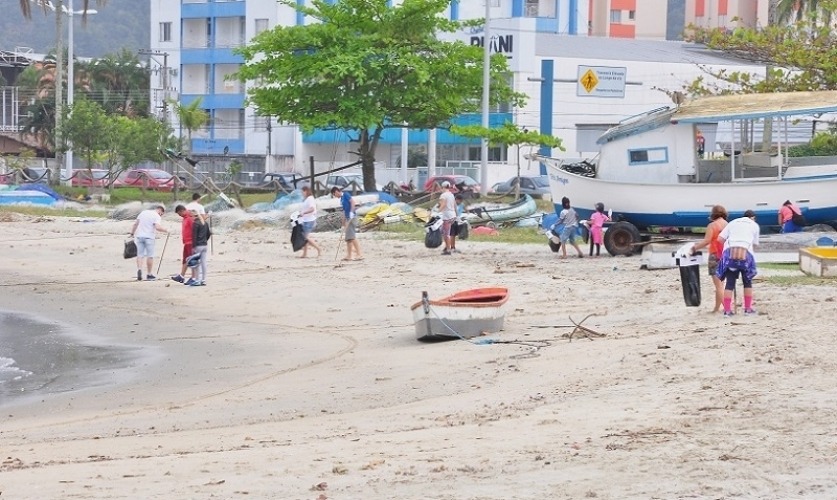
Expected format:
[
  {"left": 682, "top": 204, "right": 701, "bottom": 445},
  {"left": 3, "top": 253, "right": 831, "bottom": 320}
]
[
  {"left": 610, "top": 10, "right": 622, "bottom": 23},
  {"left": 628, "top": 147, "right": 668, "bottom": 165},
  {"left": 159, "top": 22, "right": 172, "bottom": 42},
  {"left": 255, "top": 18, "right": 269, "bottom": 35},
  {"left": 525, "top": 0, "right": 539, "bottom": 17},
  {"left": 628, "top": 10, "right": 635, "bottom": 20}
]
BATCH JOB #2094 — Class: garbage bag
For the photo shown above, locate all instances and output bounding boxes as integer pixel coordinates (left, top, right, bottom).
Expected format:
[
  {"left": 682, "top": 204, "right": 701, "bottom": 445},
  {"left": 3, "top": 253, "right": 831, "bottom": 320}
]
[{"left": 291, "top": 223, "right": 307, "bottom": 252}]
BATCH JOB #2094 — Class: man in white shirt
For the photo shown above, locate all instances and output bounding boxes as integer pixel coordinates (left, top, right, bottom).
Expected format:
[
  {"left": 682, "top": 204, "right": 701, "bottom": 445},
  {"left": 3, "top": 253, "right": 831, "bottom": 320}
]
[
  {"left": 716, "top": 210, "right": 760, "bottom": 317},
  {"left": 438, "top": 181, "right": 456, "bottom": 255},
  {"left": 130, "top": 205, "right": 169, "bottom": 281},
  {"left": 185, "top": 193, "right": 207, "bottom": 222}
]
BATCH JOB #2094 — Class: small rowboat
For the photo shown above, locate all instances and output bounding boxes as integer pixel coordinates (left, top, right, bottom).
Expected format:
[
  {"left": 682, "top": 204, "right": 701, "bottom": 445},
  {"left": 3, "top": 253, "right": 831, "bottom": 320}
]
[
  {"left": 411, "top": 287, "right": 509, "bottom": 342},
  {"left": 463, "top": 194, "right": 537, "bottom": 227}
]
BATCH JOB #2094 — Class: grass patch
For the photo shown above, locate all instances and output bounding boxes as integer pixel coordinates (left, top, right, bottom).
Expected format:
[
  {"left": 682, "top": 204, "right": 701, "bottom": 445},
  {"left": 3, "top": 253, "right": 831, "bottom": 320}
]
[
  {"left": 759, "top": 262, "right": 800, "bottom": 271},
  {"left": 762, "top": 274, "right": 836, "bottom": 286},
  {"left": 373, "top": 220, "right": 545, "bottom": 244}
]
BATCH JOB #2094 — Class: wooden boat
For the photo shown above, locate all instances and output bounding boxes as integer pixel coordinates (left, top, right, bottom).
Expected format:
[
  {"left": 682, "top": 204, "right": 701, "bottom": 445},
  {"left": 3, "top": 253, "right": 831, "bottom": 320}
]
[
  {"left": 463, "top": 194, "right": 537, "bottom": 226},
  {"left": 535, "top": 91, "right": 837, "bottom": 255},
  {"left": 411, "top": 287, "right": 509, "bottom": 342}
]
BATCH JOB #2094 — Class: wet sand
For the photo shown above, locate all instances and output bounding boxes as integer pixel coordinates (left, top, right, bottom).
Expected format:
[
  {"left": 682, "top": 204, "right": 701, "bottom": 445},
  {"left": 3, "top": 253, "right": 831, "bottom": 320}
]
[{"left": 1, "top": 213, "right": 837, "bottom": 499}]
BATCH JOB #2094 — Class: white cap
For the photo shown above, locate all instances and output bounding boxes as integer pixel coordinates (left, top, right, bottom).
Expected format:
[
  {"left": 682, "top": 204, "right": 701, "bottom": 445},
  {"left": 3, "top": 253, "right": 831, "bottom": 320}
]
[{"left": 441, "top": 181, "right": 451, "bottom": 188}]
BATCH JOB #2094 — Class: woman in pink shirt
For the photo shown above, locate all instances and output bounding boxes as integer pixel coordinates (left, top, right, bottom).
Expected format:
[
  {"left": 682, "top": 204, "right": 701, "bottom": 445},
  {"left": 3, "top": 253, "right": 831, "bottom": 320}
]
[{"left": 778, "top": 200, "right": 804, "bottom": 233}]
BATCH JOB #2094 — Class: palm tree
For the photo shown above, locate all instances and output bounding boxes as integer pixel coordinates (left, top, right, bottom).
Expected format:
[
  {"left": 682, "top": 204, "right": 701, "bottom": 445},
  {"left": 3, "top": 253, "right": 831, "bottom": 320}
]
[
  {"left": 19, "top": 1, "right": 107, "bottom": 182},
  {"left": 172, "top": 98, "right": 210, "bottom": 154},
  {"left": 775, "top": 0, "right": 831, "bottom": 24},
  {"left": 87, "top": 50, "right": 151, "bottom": 117}
]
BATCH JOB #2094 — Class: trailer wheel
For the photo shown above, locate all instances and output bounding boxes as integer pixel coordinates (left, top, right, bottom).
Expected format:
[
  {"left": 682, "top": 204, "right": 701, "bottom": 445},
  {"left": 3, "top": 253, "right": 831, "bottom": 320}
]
[
  {"left": 548, "top": 239, "right": 562, "bottom": 253},
  {"left": 604, "top": 221, "right": 641, "bottom": 256}
]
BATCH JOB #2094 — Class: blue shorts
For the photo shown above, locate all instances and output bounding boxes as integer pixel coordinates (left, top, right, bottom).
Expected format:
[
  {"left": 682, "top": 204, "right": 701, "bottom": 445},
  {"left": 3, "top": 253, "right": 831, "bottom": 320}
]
[
  {"left": 559, "top": 225, "right": 578, "bottom": 243},
  {"left": 302, "top": 221, "right": 316, "bottom": 237},
  {"left": 136, "top": 237, "right": 155, "bottom": 258}
]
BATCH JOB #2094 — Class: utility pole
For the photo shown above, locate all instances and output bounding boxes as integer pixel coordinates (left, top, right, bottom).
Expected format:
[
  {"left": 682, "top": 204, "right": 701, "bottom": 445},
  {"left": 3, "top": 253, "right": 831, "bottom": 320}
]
[
  {"left": 139, "top": 49, "right": 171, "bottom": 126},
  {"left": 54, "top": 0, "right": 65, "bottom": 185}
]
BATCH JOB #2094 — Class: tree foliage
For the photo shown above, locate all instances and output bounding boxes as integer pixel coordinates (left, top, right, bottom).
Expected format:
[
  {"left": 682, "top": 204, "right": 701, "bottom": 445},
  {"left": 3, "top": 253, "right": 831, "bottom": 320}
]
[
  {"left": 171, "top": 98, "right": 210, "bottom": 153},
  {"left": 63, "top": 98, "right": 168, "bottom": 181},
  {"left": 451, "top": 122, "right": 562, "bottom": 198},
  {"left": 61, "top": 97, "right": 111, "bottom": 170},
  {"left": 236, "top": 0, "right": 525, "bottom": 191},
  {"left": 685, "top": 4, "right": 837, "bottom": 95}
]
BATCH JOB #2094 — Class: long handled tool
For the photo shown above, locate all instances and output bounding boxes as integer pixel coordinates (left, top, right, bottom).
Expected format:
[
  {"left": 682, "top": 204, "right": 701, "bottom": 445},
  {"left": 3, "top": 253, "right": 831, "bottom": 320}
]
[
  {"left": 156, "top": 232, "right": 170, "bottom": 276},
  {"left": 334, "top": 220, "right": 347, "bottom": 262}
]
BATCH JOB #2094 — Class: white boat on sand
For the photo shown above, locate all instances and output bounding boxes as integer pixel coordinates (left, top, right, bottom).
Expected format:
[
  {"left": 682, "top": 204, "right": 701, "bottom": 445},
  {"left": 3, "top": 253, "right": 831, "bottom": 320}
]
[
  {"left": 536, "top": 91, "right": 837, "bottom": 255},
  {"left": 411, "top": 288, "right": 509, "bottom": 342}
]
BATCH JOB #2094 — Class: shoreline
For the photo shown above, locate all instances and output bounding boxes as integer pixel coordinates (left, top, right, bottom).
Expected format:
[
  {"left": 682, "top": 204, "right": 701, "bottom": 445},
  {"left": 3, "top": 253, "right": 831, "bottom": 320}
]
[
  {"left": 2, "top": 213, "right": 837, "bottom": 498},
  {"left": 0, "top": 310, "right": 146, "bottom": 407}
]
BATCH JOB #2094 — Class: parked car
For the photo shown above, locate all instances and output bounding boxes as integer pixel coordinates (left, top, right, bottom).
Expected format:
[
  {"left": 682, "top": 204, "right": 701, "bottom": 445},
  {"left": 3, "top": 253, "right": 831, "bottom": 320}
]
[
  {"left": 423, "top": 175, "right": 481, "bottom": 198},
  {"left": 259, "top": 172, "right": 304, "bottom": 191},
  {"left": 121, "top": 169, "right": 181, "bottom": 191},
  {"left": 325, "top": 172, "right": 383, "bottom": 192},
  {"left": 491, "top": 175, "right": 551, "bottom": 198},
  {"left": 71, "top": 169, "right": 111, "bottom": 188},
  {"left": 22, "top": 167, "right": 50, "bottom": 184}
]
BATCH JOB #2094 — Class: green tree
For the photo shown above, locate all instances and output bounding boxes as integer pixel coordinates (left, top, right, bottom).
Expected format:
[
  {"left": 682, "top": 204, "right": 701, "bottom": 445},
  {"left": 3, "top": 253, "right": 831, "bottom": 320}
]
[
  {"left": 20, "top": 95, "right": 57, "bottom": 151},
  {"left": 236, "top": 0, "right": 525, "bottom": 191},
  {"left": 451, "top": 122, "right": 562, "bottom": 199},
  {"left": 20, "top": 1, "right": 108, "bottom": 185},
  {"left": 171, "top": 97, "right": 209, "bottom": 153},
  {"left": 86, "top": 49, "right": 151, "bottom": 117},
  {"left": 62, "top": 98, "right": 111, "bottom": 172},
  {"left": 775, "top": 0, "right": 833, "bottom": 24},
  {"left": 685, "top": 4, "right": 837, "bottom": 95},
  {"left": 97, "top": 115, "right": 168, "bottom": 189}
]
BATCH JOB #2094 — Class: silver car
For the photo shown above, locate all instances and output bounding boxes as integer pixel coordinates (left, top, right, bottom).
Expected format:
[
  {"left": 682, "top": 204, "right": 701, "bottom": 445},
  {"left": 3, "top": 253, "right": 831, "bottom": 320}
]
[{"left": 492, "top": 175, "right": 550, "bottom": 198}]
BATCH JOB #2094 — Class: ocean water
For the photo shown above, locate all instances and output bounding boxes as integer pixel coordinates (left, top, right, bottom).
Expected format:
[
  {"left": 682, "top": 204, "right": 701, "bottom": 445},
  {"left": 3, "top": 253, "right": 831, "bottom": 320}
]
[{"left": 0, "top": 311, "right": 142, "bottom": 405}]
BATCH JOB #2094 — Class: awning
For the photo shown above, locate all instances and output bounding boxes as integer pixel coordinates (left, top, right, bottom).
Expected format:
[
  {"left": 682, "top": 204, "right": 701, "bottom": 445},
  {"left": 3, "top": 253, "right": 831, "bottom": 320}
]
[{"left": 673, "top": 90, "right": 837, "bottom": 123}]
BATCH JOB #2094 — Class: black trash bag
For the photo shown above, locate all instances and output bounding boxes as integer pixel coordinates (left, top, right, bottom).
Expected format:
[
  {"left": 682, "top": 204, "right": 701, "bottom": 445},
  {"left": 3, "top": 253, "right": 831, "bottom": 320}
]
[
  {"left": 679, "top": 264, "right": 702, "bottom": 307},
  {"left": 291, "top": 223, "right": 307, "bottom": 252},
  {"left": 456, "top": 220, "right": 469, "bottom": 240},
  {"left": 123, "top": 239, "right": 137, "bottom": 259},
  {"left": 424, "top": 216, "right": 443, "bottom": 249}
]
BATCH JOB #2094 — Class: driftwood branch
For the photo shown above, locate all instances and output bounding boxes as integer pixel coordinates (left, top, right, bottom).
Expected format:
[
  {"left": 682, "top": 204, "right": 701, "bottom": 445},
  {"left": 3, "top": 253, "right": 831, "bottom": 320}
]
[{"left": 565, "top": 313, "right": 606, "bottom": 342}]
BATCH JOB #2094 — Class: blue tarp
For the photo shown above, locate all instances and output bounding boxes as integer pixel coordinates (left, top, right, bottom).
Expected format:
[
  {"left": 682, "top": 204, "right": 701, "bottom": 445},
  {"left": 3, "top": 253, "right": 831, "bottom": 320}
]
[{"left": 16, "top": 184, "right": 63, "bottom": 201}]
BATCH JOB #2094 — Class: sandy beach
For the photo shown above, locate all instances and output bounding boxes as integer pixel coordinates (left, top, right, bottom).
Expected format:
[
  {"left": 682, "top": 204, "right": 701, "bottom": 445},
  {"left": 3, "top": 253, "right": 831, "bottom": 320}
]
[{"left": 2, "top": 210, "right": 837, "bottom": 499}]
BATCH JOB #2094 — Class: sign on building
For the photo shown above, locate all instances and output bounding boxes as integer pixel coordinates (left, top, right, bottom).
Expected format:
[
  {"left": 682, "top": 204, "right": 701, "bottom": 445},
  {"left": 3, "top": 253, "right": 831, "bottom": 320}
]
[{"left": 577, "top": 66, "right": 627, "bottom": 98}]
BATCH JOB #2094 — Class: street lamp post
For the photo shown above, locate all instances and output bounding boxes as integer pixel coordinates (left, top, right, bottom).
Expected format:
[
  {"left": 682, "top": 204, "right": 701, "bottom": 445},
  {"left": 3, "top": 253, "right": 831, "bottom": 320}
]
[{"left": 65, "top": 0, "right": 98, "bottom": 182}]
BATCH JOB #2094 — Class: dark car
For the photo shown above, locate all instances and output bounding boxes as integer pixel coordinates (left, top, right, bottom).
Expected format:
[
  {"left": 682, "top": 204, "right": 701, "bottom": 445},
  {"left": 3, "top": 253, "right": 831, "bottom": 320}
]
[
  {"left": 423, "top": 175, "right": 481, "bottom": 198},
  {"left": 21, "top": 167, "right": 50, "bottom": 184},
  {"left": 259, "top": 172, "right": 304, "bottom": 191},
  {"left": 491, "top": 175, "right": 551, "bottom": 198}
]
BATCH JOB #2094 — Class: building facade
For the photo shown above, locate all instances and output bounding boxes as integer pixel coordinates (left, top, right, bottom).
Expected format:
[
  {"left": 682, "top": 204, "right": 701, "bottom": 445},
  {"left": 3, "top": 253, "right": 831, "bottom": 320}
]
[{"left": 150, "top": 0, "right": 761, "bottom": 186}]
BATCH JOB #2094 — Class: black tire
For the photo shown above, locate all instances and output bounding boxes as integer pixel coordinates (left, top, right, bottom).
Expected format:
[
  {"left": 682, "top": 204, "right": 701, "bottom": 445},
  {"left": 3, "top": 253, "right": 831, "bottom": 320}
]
[
  {"left": 548, "top": 239, "right": 562, "bottom": 252},
  {"left": 603, "top": 221, "right": 641, "bottom": 256}
]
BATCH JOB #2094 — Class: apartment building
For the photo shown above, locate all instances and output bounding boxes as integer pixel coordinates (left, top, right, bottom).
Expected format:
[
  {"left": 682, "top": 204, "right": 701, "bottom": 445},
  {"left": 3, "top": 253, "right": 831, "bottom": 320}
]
[{"left": 590, "top": 0, "right": 769, "bottom": 40}]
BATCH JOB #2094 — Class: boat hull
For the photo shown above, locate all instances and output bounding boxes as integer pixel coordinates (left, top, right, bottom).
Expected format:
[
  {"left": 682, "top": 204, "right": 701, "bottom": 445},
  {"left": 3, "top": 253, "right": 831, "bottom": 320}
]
[
  {"left": 546, "top": 161, "right": 837, "bottom": 229},
  {"left": 463, "top": 195, "right": 536, "bottom": 225},
  {"left": 411, "top": 288, "right": 509, "bottom": 342}
]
